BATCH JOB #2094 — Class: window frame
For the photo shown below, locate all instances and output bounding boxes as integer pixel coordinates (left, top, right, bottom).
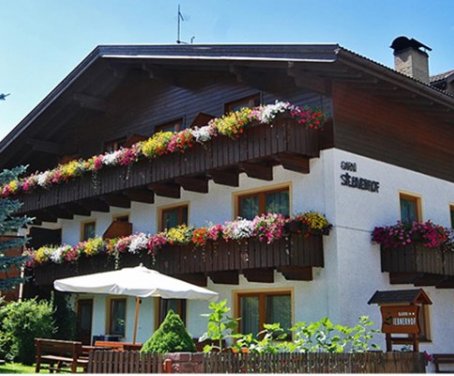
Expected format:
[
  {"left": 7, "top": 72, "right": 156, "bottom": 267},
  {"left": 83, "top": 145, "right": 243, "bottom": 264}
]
[
  {"left": 107, "top": 297, "right": 127, "bottom": 337},
  {"left": 155, "top": 298, "right": 187, "bottom": 329},
  {"left": 225, "top": 94, "right": 261, "bottom": 114},
  {"left": 399, "top": 192, "right": 422, "bottom": 224},
  {"left": 450, "top": 205, "right": 454, "bottom": 229},
  {"left": 417, "top": 304, "right": 431, "bottom": 342},
  {"left": 234, "top": 289, "right": 293, "bottom": 337},
  {"left": 154, "top": 118, "right": 183, "bottom": 134},
  {"left": 234, "top": 184, "right": 291, "bottom": 219},
  {"left": 158, "top": 203, "right": 189, "bottom": 232},
  {"left": 81, "top": 221, "right": 96, "bottom": 241},
  {"left": 104, "top": 137, "right": 126, "bottom": 153}
]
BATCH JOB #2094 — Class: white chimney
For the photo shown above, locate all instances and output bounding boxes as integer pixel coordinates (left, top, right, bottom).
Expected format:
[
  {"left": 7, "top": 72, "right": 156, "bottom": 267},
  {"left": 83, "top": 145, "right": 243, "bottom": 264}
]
[{"left": 390, "top": 36, "right": 432, "bottom": 84}]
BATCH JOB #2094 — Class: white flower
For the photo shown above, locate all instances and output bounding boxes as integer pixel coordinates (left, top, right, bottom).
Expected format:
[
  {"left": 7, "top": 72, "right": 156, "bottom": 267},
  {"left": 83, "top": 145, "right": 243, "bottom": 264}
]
[
  {"left": 224, "top": 218, "right": 254, "bottom": 240},
  {"left": 37, "top": 171, "right": 52, "bottom": 187},
  {"left": 102, "top": 150, "right": 122, "bottom": 166},
  {"left": 50, "top": 246, "right": 65, "bottom": 264},
  {"left": 129, "top": 233, "right": 149, "bottom": 254},
  {"left": 191, "top": 125, "right": 216, "bottom": 143},
  {"left": 256, "top": 101, "right": 292, "bottom": 123}
]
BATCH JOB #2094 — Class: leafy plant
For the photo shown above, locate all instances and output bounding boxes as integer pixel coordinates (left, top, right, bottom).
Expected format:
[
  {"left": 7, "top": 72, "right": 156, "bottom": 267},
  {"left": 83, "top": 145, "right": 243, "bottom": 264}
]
[
  {"left": 52, "top": 292, "right": 76, "bottom": 341},
  {"left": 199, "top": 300, "right": 239, "bottom": 352},
  {"left": 0, "top": 298, "right": 56, "bottom": 364},
  {"left": 141, "top": 310, "right": 195, "bottom": 354},
  {"left": 232, "top": 323, "right": 288, "bottom": 354}
]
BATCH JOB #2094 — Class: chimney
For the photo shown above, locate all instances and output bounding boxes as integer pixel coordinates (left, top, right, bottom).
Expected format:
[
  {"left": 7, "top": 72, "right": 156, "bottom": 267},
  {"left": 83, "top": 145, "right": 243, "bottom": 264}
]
[{"left": 390, "top": 36, "right": 432, "bottom": 84}]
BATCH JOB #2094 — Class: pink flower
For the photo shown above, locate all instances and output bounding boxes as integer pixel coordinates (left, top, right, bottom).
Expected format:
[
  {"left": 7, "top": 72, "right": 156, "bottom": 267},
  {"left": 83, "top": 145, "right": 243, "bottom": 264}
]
[{"left": 93, "top": 156, "right": 103, "bottom": 171}]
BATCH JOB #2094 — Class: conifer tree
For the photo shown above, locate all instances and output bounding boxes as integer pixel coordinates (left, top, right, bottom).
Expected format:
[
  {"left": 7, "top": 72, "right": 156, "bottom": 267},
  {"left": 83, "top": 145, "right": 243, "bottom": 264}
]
[{"left": 0, "top": 166, "right": 32, "bottom": 291}]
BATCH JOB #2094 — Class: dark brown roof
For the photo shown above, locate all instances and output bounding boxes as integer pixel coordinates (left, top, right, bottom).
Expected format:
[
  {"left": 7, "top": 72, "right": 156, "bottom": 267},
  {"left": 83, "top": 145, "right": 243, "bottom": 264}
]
[
  {"left": 368, "top": 289, "right": 432, "bottom": 305},
  {"left": 430, "top": 69, "right": 454, "bottom": 83}
]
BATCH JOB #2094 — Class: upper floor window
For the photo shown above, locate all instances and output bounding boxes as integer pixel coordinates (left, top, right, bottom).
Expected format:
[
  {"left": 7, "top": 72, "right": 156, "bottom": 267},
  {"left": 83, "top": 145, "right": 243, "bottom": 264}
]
[
  {"left": 236, "top": 291, "right": 291, "bottom": 338},
  {"left": 237, "top": 187, "right": 289, "bottom": 220},
  {"left": 155, "top": 119, "right": 182, "bottom": 134},
  {"left": 225, "top": 94, "right": 260, "bottom": 113},
  {"left": 160, "top": 204, "right": 188, "bottom": 231},
  {"left": 450, "top": 206, "right": 454, "bottom": 228},
  {"left": 81, "top": 221, "right": 96, "bottom": 241},
  {"left": 108, "top": 298, "right": 126, "bottom": 337},
  {"left": 104, "top": 137, "right": 126, "bottom": 153},
  {"left": 113, "top": 215, "right": 130, "bottom": 223},
  {"left": 400, "top": 194, "right": 421, "bottom": 224}
]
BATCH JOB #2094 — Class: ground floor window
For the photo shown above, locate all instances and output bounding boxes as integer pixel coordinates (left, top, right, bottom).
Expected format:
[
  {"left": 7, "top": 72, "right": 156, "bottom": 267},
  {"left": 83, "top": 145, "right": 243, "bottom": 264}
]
[
  {"left": 236, "top": 291, "right": 292, "bottom": 337},
  {"left": 108, "top": 298, "right": 126, "bottom": 337},
  {"left": 156, "top": 298, "right": 186, "bottom": 328}
]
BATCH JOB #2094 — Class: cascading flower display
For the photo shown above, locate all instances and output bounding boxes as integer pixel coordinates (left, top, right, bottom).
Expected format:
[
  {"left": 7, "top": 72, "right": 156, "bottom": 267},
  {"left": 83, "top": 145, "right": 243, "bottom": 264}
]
[
  {"left": 1, "top": 101, "right": 327, "bottom": 199},
  {"left": 26, "top": 212, "right": 332, "bottom": 266},
  {"left": 372, "top": 220, "right": 454, "bottom": 250}
]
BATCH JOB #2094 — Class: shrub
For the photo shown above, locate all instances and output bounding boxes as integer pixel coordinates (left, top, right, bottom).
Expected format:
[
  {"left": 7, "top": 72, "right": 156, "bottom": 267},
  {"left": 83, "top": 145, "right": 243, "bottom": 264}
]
[
  {"left": 0, "top": 298, "right": 56, "bottom": 364},
  {"left": 52, "top": 292, "right": 76, "bottom": 341},
  {"left": 141, "top": 310, "right": 195, "bottom": 354}
]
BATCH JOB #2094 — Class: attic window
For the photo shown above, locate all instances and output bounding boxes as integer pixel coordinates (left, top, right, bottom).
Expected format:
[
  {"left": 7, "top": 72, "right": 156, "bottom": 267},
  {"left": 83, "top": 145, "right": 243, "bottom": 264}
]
[
  {"left": 104, "top": 137, "right": 126, "bottom": 153},
  {"left": 225, "top": 94, "right": 260, "bottom": 113},
  {"left": 155, "top": 119, "right": 182, "bottom": 133}
]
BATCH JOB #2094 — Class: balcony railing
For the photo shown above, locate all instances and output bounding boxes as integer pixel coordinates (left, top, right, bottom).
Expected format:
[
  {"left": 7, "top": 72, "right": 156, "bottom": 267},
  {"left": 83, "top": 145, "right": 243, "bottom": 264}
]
[
  {"left": 17, "top": 118, "right": 320, "bottom": 219},
  {"left": 380, "top": 245, "right": 454, "bottom": 288},
  {"left": 32, "top": 232, "right": 324, "bottom": 286}
]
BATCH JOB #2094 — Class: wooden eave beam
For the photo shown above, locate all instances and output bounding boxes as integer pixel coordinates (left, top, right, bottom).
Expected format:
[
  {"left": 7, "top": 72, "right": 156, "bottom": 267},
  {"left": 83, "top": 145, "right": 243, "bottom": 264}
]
[
  {"left": 34, "top": 210, "right": 59, "bottom": 223},
  {"left": 79, "top": 198, "right": 110, "bottom": 213},
  {"left": 175, "top": 177, "right": 209, "bottom": 194},
  {"left": 243, "top": 268, "right": 274, "bottom": 283},
  {"left": 174, "top": 273, "right": 207, "bottom": 287},
  {"left": 65, "top": 202, "right": 91, "bottom": 216},
  {"left": 278, "top": 266, "right": 313, "bottom": 281},
  {"left": 47, "top": 206, "right": 73, "bottom": 220},
  {"left": 275, "top": 153, "right": 310, "bottom": 174},
  {"left": 73, "top": 93, "right": 109, "bottom": 112},
  {"left": 209, "top": 169, "right": 239, "bottom": 187},
  {"left": 240, "top": 162, "right": 273, "bottom": 181},
  {"left": 208, "top": 271, "right": 239, "bottom": 285},
  {"left": 124, "top": 188, "right": 155, "bottom": 204},
  {"left": 148, "top": 183, "right": 181, "bottom": 199},
  {"left": 101, "top": 193, "right": 131, "bottom": 209}
]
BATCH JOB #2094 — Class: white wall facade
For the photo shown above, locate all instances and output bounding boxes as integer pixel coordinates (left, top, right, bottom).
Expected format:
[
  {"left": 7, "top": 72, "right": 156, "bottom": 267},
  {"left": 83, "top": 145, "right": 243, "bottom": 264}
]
[{"left": 41, "top": 148, "right": 454, "bottom": 354}]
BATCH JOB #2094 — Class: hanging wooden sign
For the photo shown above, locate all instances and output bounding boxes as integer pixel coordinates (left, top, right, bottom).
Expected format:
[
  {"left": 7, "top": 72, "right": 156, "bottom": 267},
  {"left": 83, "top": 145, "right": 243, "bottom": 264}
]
[{"left": 380, "top": 305, "right": 420, "bottom": 334}]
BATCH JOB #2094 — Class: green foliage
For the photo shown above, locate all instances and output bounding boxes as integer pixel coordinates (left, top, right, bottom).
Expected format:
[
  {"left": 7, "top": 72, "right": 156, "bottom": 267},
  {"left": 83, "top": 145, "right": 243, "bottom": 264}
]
[
  {"left": 232, "top": 323, "right": 288, "bottom": 354},
  {"left": 0, "top": 166, "right": 32, "bottom": 291},
  {"left": 0, "top": 298, "right": 56, "bottom": 364},
  {"left": 52, "top": 292, "right": 76, "bottom": 341},
  {"left": 199, "top": 299, "right": 239, "bottom": 352},
  {"left": 141, "top": 310, "right": 195, "bottom": 354}
]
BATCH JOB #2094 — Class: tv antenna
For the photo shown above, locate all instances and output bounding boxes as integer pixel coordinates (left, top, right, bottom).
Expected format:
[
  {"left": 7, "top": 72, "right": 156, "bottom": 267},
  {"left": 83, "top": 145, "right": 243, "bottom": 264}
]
[{"left": 176, "top": 4, "right": 195, "bottom": 44}]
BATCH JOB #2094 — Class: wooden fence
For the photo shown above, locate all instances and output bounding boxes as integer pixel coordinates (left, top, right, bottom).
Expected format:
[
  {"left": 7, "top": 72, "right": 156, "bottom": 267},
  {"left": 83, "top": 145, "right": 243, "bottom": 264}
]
[
  {"left": 203, "top": 352, "right": 426, "bottom": 373},
  {"left": 87, "top": 350, "right": 163, "bottom": 373},
  {"left": 86, "top": 351, "right": 426, "bottom": 373}
]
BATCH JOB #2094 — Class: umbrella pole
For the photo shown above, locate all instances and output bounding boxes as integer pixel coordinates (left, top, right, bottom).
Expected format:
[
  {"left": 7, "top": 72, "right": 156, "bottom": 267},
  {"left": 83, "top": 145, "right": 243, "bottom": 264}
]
[{"left": 133, "top": 297, "right": 141, "bottom": 345}]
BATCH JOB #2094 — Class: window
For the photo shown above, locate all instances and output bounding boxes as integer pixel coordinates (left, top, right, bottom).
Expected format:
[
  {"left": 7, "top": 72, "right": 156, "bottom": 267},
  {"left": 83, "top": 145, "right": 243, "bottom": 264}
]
[
  {"left": 108, "top": 298, "right": 126, "bottom": 337},
  {"left": 237, "top": 187, "right": 289, "bottom": 219},
  {"left": 104, "top": 137, "right": 126, "bottom": 153},
  {"left": 155, "top": 119, "right": 182, "bottom": 133},
  {"left": 156, "top": 298, "right": 186, "bottom": 328},
  {"left": 225, "top": 94, "right": 260, "bottom": 113},
  {"left": 236, "top": 291, "right": 291, "bottom": 338},
  {"left": 450, "top": 206, "right": 454, "bottom": 228},
  {"left": 400, "top": 194, "right": 421, "bottom": 224},
  {"left": 160, "top": 205, "right": 188, "bottom": 231},
  {"left": 417, "top": 304, "right": 431, "bottom": 342},
  {"left": 81, "top": 221, "right": 96, "bottom": 241}
]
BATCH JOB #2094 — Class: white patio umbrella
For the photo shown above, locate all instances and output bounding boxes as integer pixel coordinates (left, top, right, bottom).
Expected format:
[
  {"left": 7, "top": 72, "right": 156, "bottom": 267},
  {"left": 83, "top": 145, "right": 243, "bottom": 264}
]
[{"left": 54, "top": 264, "right": 218, "bottom": 344}]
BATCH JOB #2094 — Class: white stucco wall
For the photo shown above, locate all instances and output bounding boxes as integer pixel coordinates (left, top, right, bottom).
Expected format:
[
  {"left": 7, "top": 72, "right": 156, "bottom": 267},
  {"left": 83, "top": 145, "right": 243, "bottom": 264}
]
[{"left": 37, "top": 148, "right": 454, "bottom": 355}]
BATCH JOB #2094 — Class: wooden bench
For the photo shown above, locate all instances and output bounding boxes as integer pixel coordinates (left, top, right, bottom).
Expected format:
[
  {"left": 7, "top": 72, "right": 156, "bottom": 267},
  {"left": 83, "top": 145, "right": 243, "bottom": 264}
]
[
  {"left": 35, "top": 338, "right": 89, "bottom": 373},
  {"left": 94, "top": 341, "right": 142, "bottom": 352},
  {"left": 433, "top": 354, "right": 454, "bottom": 373}
]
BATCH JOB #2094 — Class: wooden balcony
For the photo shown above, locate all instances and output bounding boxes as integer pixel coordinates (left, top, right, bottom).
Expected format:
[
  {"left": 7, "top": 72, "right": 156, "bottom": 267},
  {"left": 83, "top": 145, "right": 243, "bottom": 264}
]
[
  {"left": 17, "top": 118, "right": 320, "bottom": 220},
  {"left": 31, "top": 233, "right": 324, "bottom": 286},
  {"left": 381, "top": 245, "right": 454, "bottom": 288}
]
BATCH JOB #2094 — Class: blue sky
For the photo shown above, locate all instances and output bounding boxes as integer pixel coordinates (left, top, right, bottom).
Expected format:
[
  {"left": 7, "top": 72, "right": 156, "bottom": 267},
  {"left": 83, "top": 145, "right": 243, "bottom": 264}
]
[{"left": 1, "top": 0, "right": 453, "bottom": 139}]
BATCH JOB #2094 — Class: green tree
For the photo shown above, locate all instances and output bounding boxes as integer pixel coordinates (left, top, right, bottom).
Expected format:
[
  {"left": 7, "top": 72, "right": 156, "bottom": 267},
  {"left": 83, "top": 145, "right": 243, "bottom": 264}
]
[
  {"left": 141, "top": 310, "right": 195, "bottom": 354},
  {"left": 0, "top": 166, "right": 32, "bottom": 291}
]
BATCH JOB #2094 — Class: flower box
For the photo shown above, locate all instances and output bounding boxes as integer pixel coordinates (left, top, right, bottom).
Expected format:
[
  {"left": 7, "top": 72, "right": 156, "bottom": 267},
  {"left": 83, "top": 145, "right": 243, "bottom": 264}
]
[
  {"left": 380, "top": 244, "right": 444, "bottom": 275},
  {"left": 444, "top": 251, "right": 454, "bottom": 276}
]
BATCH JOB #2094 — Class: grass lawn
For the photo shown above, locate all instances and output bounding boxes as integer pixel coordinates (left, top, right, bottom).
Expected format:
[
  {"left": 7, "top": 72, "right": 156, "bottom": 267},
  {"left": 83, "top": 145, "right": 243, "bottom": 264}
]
[{"left": 0, "top": 362, "right": 37, "bottom": 374}]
